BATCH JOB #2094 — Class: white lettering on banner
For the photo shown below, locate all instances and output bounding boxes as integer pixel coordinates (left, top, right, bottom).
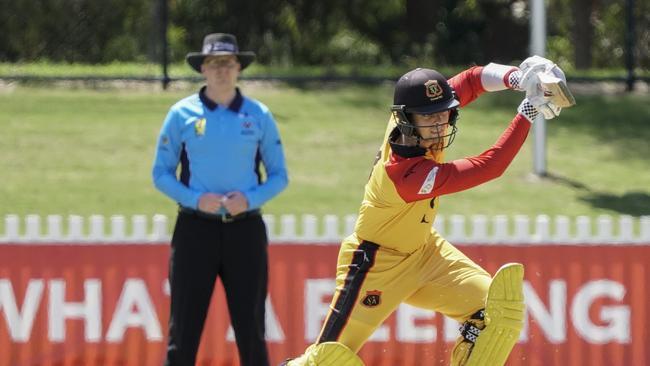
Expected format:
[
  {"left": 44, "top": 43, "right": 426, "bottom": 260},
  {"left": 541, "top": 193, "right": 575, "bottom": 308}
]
[
  {"left": 266, "top": 297, "right": 286, "bottom": 341},
  {"left": 571, "top": 280, "right": 630, "bottom": 344},
  {"left": 163, "top": 279, "right": 170, "bottom": 296},
  {"left": 305, "top": 279, "right": 335, "bottom": 341},
  {"left": 106, "top": 279, "right": 162, "bottom": 342},
  {"left": 367, "top": 322, "right": 390, "bottom": 341},
  {"left": 0, "top": 279, "right": 44, "bottom": 342},
  {"left": 226, "top": 297, "right": 285, "bottom": 342},
  {"left": 444, "top": 316, "right": 461, "bottom": 342},
  {"left": 48, "top": 279, "right": 102, "bottom": 342},
  {"left": 523, "top": 280, "right": 567, "bottom": 343},
  {"left": 0, "top": 277, "right": 633, "bottom": 345}
]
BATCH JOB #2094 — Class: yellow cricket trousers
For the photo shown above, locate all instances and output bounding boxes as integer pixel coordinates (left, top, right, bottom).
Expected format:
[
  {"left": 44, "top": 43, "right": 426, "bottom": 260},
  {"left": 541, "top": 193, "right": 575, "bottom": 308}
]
[{"left": 317, "top": 230, "right": 491, "bottom": 352}]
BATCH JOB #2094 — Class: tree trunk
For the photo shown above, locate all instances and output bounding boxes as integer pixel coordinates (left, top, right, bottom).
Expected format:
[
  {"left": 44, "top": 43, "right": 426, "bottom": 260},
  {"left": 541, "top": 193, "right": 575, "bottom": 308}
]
[
  {"left": 573, "top": 0, "right": 595, "bottom": 69},
  {"left": 405, "top": 0, "right": 440, "bottom": 43}
]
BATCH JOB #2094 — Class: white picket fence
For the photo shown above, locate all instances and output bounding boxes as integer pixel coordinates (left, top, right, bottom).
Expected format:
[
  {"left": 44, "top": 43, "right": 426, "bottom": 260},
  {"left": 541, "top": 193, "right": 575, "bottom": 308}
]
[{"left": 1, "top": 213, "right": 649, "bottom": 245}]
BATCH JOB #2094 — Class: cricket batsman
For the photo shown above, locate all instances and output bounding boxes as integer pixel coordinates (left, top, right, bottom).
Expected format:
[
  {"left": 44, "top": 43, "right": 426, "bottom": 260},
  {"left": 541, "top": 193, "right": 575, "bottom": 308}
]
[{"left": 280, "top": 55, "right": 573, "bottom": 366}]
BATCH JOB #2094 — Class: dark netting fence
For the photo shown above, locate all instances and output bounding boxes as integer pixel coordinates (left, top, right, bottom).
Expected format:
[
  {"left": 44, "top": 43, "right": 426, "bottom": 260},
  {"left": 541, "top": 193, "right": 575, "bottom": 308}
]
[{"left": 0, "top": 0, "right": 647, "bottom": 90}]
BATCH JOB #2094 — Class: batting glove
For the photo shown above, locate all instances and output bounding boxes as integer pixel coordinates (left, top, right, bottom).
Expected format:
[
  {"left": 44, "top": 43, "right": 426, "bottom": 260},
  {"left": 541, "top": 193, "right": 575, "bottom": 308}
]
[
  {"left": 513, "top": 55, "right": 568, "bottom": 90},
  {"left": 509, "top": 55, "right": 550, "bottom": 92},
  {"left": 519, "top": 98, "right": 549, "bottom": 123},
  {"left": 535, "top": 100, "right": 562, "bottom": 119},
  {"left": 518, "top": 56, "right": 565, "bottom": 119}
]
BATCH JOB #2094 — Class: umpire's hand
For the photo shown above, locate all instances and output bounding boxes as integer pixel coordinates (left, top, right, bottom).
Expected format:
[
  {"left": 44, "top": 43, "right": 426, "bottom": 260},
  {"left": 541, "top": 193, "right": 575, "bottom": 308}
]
[
  {"left": 198, "top": 193, "right": 225, "bottom": 213},
  {"left": 222, "top": 191, "right": 249, "bottom": 216}
]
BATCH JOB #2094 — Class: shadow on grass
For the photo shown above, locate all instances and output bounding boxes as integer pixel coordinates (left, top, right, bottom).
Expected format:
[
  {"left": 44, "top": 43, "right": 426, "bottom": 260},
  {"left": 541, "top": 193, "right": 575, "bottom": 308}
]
[
  {"left": 555, "top": 95, "right": 650, "bottom": 159},
  {"left": 579, "top": 191, "right": 650, "bottom": 217},
  {"left": 544, "top": 172, "right": 650, "bottom": 216}
]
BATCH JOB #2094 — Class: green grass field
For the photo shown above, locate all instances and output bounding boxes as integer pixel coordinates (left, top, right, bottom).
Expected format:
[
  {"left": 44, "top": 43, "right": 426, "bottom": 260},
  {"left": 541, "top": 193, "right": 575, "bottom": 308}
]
[
  {"left": 1, "top": 82, "right": 649, "bottom": 234},
  {"left": 2, "top": 61, "right": 648, "bottom": 79}
]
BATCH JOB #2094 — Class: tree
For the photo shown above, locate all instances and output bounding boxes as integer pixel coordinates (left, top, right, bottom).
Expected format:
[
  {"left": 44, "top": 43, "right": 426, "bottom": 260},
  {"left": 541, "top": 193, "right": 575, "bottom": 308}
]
[{"left": 573, "top": 0, "right": 595, "bottom": 69}]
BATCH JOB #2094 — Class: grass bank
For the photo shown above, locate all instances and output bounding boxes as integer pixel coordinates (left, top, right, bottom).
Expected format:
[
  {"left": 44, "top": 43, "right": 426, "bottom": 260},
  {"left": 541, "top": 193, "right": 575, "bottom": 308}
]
[{"left": 1, "top": 83, "right": 648, "bottom": 231}]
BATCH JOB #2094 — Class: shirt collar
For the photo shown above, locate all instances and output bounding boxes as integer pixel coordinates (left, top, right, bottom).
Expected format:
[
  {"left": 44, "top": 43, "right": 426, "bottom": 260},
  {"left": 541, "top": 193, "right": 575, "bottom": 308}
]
[{"left": 199, "top": 86, "right": 244, "bottom": 113}]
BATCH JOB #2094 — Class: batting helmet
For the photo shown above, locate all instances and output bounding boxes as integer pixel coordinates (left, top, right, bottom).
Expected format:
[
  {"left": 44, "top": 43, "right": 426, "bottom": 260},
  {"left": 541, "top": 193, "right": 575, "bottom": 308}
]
[{"left": 391, "top": 68, "right": 460, "bottom": 149}]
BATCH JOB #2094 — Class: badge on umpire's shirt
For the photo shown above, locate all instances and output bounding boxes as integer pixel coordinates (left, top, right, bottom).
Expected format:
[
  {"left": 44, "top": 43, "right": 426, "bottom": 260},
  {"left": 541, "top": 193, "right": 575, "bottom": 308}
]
[{"left": 195, "top": 118, "right": 206, "bottom": 136}]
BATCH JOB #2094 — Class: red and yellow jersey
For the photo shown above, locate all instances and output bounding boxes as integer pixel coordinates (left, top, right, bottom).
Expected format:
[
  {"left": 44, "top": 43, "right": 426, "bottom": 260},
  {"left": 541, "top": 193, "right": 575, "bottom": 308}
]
[{"left": 355, "top": 66, "right": 532, "bottom": 253}]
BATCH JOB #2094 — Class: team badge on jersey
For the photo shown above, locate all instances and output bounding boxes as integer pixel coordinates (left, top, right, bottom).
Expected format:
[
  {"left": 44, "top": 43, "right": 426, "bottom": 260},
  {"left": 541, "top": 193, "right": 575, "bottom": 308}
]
[
  {"left": 195, "top": 118, "right": 206, "bottom": 136},
  {"left": 425, "top": 80, "right": 444, "bottom": 101},
  {"left": 361, "top": 290, "right": 382, "bottom": 307},
  {"left": 241, "top": 120, "right": 255, "bottom": 135},
  {"left": 418, "top": 166, "right": 439, "bottom": 194}
]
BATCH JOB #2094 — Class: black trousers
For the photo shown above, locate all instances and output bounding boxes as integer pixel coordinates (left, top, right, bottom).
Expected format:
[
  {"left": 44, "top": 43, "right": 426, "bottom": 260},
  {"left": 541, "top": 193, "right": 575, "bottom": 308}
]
[{"left": 164, "top": 211, "right": 269, "bottom": 366}]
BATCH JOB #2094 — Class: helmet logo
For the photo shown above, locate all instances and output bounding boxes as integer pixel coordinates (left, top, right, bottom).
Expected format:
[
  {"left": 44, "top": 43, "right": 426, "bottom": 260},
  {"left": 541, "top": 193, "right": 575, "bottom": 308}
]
[{"left": 425, "top": 80, "right": 444, "bottom": 101}]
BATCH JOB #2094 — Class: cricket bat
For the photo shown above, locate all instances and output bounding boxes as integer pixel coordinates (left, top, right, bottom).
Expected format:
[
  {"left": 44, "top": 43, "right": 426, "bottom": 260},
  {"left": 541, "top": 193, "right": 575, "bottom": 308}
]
[{"left": 537, "top": 71, "right": 576, "bottom": 108}]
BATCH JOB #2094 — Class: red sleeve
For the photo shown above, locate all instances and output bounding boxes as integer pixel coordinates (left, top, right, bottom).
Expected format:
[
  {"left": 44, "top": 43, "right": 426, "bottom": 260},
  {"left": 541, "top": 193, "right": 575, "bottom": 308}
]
[
  {"left": 385, "top": 114, "right": 531, "bottom": 202},
  {"left": 448, "top": 66, "right": 486, "bottom": 108}
]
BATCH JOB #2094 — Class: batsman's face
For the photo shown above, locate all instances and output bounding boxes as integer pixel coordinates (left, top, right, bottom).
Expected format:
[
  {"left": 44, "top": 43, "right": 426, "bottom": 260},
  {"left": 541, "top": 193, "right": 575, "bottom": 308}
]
[
  {"left": 412, "top": 110, "right": 451, "bottom": 150},
  {"left": 201, "top": 55, "right": 240, "bottom": 88}
]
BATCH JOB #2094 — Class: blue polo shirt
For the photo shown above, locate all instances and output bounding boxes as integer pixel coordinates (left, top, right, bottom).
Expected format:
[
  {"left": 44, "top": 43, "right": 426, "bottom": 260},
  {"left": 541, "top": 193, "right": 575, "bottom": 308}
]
[{"left": 152, "top": 87, "right": 288, "bottom": 212}]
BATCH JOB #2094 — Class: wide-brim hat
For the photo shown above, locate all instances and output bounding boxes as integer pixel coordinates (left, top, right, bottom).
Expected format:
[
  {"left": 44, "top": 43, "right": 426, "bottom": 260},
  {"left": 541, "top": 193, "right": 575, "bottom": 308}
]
[{"left": 186, "top": 33, "right": 256, "bottom": 73}]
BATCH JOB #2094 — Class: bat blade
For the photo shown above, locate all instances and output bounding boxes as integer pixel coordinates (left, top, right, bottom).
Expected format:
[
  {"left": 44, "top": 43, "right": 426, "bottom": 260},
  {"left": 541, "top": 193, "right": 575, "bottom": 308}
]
[{"left": 537, "top": 72, "right": 576, "bottom": 108}]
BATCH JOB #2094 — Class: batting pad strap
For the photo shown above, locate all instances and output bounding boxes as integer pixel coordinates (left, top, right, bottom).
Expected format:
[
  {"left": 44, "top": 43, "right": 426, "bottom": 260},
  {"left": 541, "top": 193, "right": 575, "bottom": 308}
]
[
  {"left": 481, "top": 63, "right": 518, "bottom": 91},
  {"left": 459, "top": 322, "right": 482, "bottom": 344},
  {"left": 458, "top": 308, "right": 485, "bottom": 345},
  {"left": 470, "top": 309, "right": 485, "bottom": 320}
]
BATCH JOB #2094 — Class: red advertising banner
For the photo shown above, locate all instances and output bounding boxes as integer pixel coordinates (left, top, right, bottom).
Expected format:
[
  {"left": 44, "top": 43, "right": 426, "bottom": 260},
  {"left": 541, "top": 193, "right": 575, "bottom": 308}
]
[{"left": 0, "top": 243, "right": 648, "bottom": 366}]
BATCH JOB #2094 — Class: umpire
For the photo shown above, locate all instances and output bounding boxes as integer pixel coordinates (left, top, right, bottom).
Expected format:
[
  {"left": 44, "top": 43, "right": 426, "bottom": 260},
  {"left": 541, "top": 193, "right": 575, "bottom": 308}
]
[{"left": 152, "top": 33, "right": 288, "bottom": 366}]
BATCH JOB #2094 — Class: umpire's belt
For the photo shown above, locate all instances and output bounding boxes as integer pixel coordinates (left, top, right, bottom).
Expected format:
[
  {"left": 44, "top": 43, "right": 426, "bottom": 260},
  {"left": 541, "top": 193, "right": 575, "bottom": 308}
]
[{"left": 179, "top": 207, "right": 261, "bottom": 223}]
